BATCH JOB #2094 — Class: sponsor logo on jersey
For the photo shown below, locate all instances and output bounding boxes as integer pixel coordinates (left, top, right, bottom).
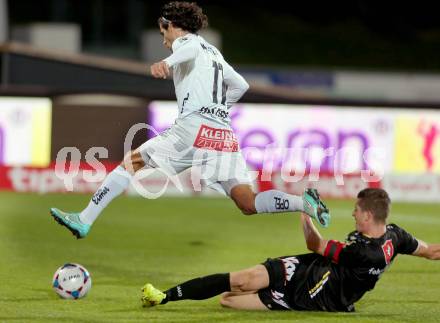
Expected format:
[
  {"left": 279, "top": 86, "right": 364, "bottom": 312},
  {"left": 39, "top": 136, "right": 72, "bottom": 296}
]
[
  {"left": 381, "top": 239, "right": 394, "bottom": 265},
  {"left": 92, "top": 186, "right": 110, "bottom": 205},
  {"left": 194, "top": 125, "right": 239, "bottom": 152},
  {"left": 282, "top": 257, "right": 299, "bottom": 282},
  {"left": 368, "top": 267, "right": 385, "bottom": 276},
  {"left": 199, "top": 106, "right": 229, "bottom": 119}
]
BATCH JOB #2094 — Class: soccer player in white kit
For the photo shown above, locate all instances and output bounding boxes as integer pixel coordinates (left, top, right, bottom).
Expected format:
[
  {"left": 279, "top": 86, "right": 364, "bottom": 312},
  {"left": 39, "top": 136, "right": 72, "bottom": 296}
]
[{"left": 50, "top": 2, "right": 330, "bottom": 239}]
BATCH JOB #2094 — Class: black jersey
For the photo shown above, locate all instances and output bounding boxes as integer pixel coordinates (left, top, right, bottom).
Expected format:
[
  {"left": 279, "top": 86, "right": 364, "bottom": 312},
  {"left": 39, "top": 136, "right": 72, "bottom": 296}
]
[{"left": 284, "top": 224, "right": 419, "bottom": 312}]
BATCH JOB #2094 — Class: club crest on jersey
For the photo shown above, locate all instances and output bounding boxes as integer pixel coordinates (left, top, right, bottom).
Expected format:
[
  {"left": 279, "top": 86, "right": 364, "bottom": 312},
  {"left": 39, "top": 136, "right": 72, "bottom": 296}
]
[{"left": 381, "top": 239, "right": 394, "bottom": 265}]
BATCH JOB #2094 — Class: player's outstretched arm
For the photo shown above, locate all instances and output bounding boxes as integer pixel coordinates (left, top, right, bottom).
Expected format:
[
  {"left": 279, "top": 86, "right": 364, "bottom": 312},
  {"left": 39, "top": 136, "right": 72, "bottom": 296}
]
[
  {"left": 300, "top": 212, "right": 328, "bottom": 255},
  {"left": 412, "top": 239, "right": 440, "bottom": 260}
]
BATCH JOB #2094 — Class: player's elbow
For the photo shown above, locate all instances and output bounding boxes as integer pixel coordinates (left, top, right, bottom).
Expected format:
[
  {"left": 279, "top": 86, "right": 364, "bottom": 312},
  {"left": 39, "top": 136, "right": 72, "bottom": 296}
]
[
  {"left": 306, "top": 240, "right": 321, "bottom": 253},
  {"left": 243, "top": 81, "right": 250, "bottom": 92},
  {"left": 240, "top": 81, "right": 250, "bottom": 95},
  {"left": 306, "top": 242, "right": 316, "bottom": 253},
  {"left": 234, "top": 79, "right": 249, "bottom": 96}
]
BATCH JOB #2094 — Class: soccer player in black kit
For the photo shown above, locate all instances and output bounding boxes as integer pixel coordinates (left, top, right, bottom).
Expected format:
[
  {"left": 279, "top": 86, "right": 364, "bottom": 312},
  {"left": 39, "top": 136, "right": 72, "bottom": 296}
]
[{"left": 141, "top": 188, "right": 440, "bottom": 311}]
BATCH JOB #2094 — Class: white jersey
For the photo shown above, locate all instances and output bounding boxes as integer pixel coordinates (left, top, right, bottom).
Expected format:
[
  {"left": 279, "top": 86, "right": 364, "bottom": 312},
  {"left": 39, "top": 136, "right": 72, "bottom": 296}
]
[
  {"left": 139, "top": 34, "right": 252, "bottom": 195},
  {"left": 163, "top": 33, "right": 249, "bottom": 126}
]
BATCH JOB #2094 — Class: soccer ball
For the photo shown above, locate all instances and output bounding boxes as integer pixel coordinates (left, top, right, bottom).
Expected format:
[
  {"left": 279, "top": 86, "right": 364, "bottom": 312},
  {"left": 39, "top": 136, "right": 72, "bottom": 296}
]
[{"left": 52, "top": 263, "right": 92, "bottom": 299}]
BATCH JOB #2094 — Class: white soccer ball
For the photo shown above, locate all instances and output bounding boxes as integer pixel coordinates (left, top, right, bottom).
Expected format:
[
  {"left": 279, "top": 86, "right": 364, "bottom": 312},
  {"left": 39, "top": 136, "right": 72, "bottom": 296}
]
[{"left": 52, "top": 263, "right": 92, "bottom": 299}]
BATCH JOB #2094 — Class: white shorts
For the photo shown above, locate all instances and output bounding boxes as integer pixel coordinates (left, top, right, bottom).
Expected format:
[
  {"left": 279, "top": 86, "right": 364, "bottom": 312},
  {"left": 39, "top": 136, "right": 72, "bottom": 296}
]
[{"left": 138, "top": 114, "right": 252, "bottom": 196}]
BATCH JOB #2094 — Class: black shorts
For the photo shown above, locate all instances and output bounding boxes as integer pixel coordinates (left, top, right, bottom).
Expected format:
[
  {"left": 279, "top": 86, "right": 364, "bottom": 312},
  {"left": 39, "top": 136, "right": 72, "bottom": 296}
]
[{"left": 258, "top": 256, "right": 301, "bottom": 311}]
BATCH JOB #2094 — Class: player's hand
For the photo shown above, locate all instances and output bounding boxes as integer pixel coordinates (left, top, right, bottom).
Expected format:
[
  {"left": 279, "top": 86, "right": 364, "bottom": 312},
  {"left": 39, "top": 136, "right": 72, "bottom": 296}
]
[{"left": 150, "top": 61, "right": 170, "bottom": 79}]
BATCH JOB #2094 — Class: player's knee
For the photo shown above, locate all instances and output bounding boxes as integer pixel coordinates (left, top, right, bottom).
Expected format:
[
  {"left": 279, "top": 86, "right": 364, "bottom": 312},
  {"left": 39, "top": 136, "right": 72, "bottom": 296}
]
[
  {"left": 234, "top": 198, "right": 256, "bottom": 215},
  {"left": 238, "top": 204, "right": 255, "bottom": 215},
  {"left": 219, "top": 293, "right": 233, "bottom": 308},
  {"left": 230, "top": 187, "right": 257, "bottom": 215},
  {"left": 120, "top": 150, "right": 144, "bottom": 174},
  {"left": 230, "top": 272, "right": 251, "bottom": 292},
  {"left": 120, "top": 151, "right": 133, "bottom": 168}
]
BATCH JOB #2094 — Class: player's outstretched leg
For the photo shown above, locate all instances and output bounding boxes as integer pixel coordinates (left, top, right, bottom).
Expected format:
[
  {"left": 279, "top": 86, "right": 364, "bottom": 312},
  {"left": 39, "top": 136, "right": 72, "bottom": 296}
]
[
  {"left": 231, "top": 185, "right": 306, "bottom": 215},
  {"left": 141, "top": 273, "right": 231, "bottom": 307},
  {"left": 50, "top": 208, "right": 90, "bottom": 239},
  {"left": 303, "top": 188, "right": 330, "bottom": 227},
  {"left": 254, "top": 189, "right": 305, "bottom": 214},
  {"left": 141, "top": 265, "right": 271, "bottom": 309}
]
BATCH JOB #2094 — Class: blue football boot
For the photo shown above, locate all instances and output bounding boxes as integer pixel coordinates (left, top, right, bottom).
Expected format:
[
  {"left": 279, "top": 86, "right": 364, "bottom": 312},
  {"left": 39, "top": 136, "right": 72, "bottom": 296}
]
[
  {"left": 50, "top": 208, "right": 90, "bottom": 239},
  {"left": 302, "top": 188, "right": 330, "bottom": 228}
]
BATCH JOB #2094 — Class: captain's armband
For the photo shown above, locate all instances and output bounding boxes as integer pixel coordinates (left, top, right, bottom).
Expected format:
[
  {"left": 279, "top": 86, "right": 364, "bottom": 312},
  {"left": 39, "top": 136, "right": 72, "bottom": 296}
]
[{"left": 324, "top": 240, "right": 346, "bottom": 263}]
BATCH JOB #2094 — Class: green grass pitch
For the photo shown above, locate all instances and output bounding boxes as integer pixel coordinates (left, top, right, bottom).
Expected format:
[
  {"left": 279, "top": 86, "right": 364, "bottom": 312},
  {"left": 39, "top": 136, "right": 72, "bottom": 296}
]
[{"left": 0, "top": 191, "right": 439, "bottom": 322}]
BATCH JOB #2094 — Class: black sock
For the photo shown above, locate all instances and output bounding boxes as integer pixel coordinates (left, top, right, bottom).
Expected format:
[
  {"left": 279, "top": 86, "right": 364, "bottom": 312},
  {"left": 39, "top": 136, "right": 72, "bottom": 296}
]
[{"left": 161, "top": 273, "right": 230, "bottom": 304}]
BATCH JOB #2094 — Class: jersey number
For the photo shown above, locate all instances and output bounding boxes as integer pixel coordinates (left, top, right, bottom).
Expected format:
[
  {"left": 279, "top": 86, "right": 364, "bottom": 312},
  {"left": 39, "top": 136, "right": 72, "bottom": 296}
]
[{"left": 212, "top": 61, "right": 227, "bottom": 105}]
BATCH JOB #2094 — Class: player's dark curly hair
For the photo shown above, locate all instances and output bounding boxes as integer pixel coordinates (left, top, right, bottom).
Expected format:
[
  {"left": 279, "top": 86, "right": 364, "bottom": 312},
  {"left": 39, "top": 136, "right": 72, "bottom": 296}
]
[
  {"left": 357, "top": 188, "right": 391, "bottom": 223},
  {"left": 159, "top": 2, "right": 208, "bottom": 33}
]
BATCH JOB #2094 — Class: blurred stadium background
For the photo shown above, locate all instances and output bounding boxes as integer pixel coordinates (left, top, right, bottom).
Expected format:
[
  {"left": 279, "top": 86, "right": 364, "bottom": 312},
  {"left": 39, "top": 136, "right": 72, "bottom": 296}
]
[
  {"left": 0, "top": 1, "right": 439, "bottom": 322},
  {"left": 1, "top": 0, "right": 440, "bottom": 200}
]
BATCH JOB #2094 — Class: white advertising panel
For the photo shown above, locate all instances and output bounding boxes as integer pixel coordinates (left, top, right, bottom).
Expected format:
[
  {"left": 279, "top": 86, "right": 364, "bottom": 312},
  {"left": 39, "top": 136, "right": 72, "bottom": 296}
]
[
  {"left": 149, "top": 101, "right": 440, "bottom": 176},
  {"left": 148, "top": 102, "right": 396, "bottom": 175},
  {"left": 0, "top": 97, "right": 52, "bottom": 166}
]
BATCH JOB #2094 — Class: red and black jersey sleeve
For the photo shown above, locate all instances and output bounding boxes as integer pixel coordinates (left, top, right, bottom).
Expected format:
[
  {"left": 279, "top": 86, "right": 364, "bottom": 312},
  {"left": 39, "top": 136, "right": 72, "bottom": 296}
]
[
  {"left": 324, "top": 240, "right": 346, "bottom": 264},
  {"left": 324, "top": 239, "right": 363, "bottom": 266}
]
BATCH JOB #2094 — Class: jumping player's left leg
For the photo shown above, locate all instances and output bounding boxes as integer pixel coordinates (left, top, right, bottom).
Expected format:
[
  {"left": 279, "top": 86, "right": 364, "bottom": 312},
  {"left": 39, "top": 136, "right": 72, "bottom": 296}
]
[
  {"left": 229, "top": 184, "right": 304, "bottom": 215},
  {"left": 141, "top": 265, "right": 270, "bottom": 309},
  {"left": 214, "top": 151, "right": 330, "bottom": 227},
  {"left": 229, "top": 184, "right": 330, "bottom": 228}
]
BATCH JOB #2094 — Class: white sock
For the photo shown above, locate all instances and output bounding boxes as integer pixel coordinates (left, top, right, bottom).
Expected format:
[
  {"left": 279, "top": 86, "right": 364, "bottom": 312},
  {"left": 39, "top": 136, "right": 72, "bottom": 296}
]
[
  {"left": 80, "top": 166, "right": 131, "bottom": 225},
  {"left": 255, "top": 190, "right": 304, "bottom": 214}
]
